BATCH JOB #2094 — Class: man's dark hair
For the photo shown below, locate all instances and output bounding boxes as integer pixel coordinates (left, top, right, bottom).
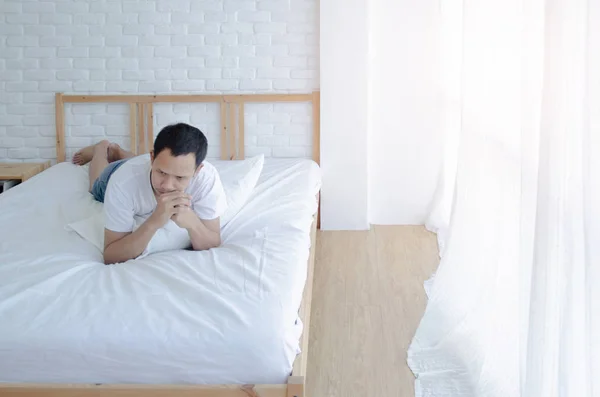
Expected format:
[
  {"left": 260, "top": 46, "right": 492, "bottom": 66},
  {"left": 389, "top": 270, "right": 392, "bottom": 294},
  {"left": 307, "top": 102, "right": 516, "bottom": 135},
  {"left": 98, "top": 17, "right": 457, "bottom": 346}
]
[{"left": 153, "top": 123, "right": 208, "bottom": 167}]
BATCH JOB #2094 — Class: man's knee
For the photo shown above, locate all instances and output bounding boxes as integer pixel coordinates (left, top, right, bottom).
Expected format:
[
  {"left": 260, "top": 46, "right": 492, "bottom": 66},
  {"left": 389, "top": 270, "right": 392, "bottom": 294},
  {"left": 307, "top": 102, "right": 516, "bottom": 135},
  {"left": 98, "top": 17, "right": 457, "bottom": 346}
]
[{"left": 93, "top": 140, "right": 111, "bottom": 157}]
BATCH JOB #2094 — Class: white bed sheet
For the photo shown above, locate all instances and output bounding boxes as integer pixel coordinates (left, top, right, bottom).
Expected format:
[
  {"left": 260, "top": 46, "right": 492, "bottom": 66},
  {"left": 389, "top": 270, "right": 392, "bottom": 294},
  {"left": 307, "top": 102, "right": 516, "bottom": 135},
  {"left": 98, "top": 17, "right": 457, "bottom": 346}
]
[{"left": 0, "top": 158, "right": 320, "bottom": 385}]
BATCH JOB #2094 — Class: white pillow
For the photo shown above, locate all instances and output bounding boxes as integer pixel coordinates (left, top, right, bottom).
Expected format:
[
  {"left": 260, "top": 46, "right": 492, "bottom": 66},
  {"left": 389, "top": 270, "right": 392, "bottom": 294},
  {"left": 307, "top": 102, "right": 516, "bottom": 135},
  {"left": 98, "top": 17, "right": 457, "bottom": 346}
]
[
  {"left": 66, "top": 210, "right": 105, "bottom": 252},
  {"left": 217, "top": 154, "right": 264, "bottom": 227},
  {"left": 67, "top": 155, "right": 264, "bottom": 258}
]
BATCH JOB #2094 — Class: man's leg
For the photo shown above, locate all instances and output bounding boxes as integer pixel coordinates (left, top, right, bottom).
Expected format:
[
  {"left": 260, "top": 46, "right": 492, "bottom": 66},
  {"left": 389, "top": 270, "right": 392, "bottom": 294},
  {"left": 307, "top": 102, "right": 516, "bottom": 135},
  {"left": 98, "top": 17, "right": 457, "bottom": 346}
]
[
  {"left": 72, "top": 141, "right": 136, "bottom": 165},
  {"left": 73, "top": 141, "right": 136, "bottom": 191},
  {"left": 87, "top": 140, "right": 111, "bottom": 191},
  {"left": 108, "top": 143, "right": 135, "bottom": 162}
]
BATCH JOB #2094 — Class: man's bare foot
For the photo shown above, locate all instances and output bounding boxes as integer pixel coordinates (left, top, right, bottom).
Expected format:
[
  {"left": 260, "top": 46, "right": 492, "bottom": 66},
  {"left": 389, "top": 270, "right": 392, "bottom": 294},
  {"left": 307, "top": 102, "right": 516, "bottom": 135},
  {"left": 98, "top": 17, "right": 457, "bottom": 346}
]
[
  {"left": 72, "top": 140, "right": 110, "bottom": 165},
  {"left": 109, "top": 142, "right": 135, "bottom": 162},
  {"left": 108, "top": 143, "right": 122, "bottom": 163}
]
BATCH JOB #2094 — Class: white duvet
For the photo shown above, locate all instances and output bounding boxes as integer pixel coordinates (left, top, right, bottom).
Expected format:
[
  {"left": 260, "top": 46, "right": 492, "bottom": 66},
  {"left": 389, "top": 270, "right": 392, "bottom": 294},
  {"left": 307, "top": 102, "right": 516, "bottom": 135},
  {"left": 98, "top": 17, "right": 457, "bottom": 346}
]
[{"left": 0, "top": 158, "right": 320, "bottom": 385}]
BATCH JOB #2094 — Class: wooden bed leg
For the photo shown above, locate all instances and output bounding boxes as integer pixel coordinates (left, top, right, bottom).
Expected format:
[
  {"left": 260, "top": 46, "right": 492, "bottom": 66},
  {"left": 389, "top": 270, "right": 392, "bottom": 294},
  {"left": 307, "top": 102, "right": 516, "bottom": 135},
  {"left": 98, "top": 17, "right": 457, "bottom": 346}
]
[{"left": 287, "top": 376, "right": 304, "bottom": 397}]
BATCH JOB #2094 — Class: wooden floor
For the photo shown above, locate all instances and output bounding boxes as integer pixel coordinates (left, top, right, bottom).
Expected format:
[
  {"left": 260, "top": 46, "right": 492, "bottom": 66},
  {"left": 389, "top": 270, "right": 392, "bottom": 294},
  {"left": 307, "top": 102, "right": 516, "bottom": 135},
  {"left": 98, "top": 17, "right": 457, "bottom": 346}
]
[{"left": 306, "top": 225, "right": 440, "bottom": 397}]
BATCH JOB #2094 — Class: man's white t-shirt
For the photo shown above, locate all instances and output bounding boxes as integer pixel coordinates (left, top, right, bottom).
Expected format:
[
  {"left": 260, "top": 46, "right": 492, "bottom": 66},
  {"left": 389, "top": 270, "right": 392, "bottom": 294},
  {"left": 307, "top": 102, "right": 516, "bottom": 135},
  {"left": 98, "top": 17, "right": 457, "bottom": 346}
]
[{"left": 103, "top": 155, "right": 227, "bottom": 233}]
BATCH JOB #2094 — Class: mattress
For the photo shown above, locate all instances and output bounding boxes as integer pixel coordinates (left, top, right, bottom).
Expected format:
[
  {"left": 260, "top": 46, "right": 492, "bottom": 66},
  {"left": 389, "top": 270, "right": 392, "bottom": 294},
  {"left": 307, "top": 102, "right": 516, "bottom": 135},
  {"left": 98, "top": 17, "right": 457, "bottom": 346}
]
[{"left": 0, "top": 158, "right": 321, "bottom": 385}]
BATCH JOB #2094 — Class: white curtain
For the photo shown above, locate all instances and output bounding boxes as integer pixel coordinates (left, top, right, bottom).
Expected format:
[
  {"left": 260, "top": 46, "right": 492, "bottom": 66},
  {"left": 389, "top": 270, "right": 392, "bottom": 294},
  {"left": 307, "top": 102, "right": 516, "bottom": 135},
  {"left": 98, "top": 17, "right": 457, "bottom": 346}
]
[{"left": 408, "top": 1, "right": 600, "bottom": 396}]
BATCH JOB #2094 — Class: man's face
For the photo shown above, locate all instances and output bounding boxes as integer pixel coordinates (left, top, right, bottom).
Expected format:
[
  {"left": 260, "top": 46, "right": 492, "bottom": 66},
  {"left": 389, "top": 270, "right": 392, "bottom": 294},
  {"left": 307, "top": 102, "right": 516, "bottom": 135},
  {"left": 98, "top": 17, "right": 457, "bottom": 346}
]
[{"left": 150, "top": 149, "right": 201, "bottom": 195}]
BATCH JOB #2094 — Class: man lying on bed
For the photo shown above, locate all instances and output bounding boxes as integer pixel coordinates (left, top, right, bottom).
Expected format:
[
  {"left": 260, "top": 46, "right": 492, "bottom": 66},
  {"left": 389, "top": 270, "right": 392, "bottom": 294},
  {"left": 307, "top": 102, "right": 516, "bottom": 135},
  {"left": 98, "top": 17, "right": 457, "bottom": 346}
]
[{"left": 72, "top": 123, "right": 227, "bottom": 265}]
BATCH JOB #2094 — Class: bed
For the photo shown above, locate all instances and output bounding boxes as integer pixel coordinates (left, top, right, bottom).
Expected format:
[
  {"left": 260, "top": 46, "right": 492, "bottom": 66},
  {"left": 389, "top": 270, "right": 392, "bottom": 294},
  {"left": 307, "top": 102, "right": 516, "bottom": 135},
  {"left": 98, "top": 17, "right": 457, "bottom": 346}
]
[{"left": 0, "top": 92, "right": 321, "bottom": 397}]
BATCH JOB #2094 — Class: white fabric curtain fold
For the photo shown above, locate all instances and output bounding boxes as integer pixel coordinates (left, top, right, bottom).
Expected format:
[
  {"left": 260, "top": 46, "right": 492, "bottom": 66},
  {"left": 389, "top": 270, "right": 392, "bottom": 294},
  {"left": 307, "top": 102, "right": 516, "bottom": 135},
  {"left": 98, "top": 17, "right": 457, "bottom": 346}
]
[{"left": 408, "top": 1, "right": 600, "bottom": 396}]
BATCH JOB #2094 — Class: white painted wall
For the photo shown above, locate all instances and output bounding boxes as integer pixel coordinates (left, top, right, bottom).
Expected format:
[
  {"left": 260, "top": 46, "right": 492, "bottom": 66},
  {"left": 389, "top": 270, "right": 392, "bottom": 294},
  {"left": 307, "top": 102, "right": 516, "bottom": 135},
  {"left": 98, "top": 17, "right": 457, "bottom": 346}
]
[
  {"left": 0, "top": 0, "right": 319, "bottom": 162},
  {"left": 319, "top": 0, "right": 369, "bottom": 230},
  {"left": 368, "top": 0, "right": 442, "bottom": 225}
]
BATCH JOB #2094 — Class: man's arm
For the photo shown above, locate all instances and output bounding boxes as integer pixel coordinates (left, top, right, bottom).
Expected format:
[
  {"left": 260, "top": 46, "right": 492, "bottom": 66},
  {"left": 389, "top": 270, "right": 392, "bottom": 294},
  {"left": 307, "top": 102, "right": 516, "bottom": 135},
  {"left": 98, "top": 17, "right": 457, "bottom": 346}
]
[
  {"left": 103, "top": 218, "right": 161, "bottom": 265},
  {"left": 171, "top": 206, "right": 221, "bottom": 251},
  {"left": 187, "top": 217, "right": 221, "bottom": 251},
  {"left": 103, "top": 192, "right": 191, "bottom": 264}
]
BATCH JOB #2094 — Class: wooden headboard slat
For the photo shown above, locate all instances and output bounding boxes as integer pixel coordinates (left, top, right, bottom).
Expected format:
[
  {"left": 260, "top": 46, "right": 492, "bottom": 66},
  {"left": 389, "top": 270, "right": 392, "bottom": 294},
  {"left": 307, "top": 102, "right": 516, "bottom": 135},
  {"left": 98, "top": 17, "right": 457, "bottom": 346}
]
[
  {"left": 238, "top": 103, "right": 245, "bottom": 160},
  {"left": 61, "top": 95, "right": 224, "bottom": 103},
  {"left": 137, "top": 103, "right": 145, "bottom": 154},
  {"left": 228, "top": 103, "right": 236, "bottom": 160},
  {"left": 219, "top": 100, "right": 228, "bottom": 160},
  {"left": 128, "top": 103, "right": 137, "bottom": 155},
  {"left": 55, "top": 93, "right": 66, "bottom": 163},
  {"left": 146, "top": 103, "right": 154, "bottom": 153},
  {"left": 312, "top": 91, "right": 321, "bottom": 165}
]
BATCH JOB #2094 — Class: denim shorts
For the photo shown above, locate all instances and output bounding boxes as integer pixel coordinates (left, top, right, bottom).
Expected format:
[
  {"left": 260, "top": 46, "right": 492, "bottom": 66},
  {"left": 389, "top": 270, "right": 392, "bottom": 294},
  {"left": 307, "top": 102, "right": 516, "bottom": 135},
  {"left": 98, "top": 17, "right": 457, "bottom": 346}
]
[{"left": 90, "top": 159, "right": 128, "bottom": 203}]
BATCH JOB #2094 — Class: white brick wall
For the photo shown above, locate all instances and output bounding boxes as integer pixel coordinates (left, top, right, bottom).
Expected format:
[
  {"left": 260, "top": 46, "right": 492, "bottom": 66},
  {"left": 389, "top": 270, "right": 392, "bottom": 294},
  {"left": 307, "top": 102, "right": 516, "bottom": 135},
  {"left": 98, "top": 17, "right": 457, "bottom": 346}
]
[{"left": 0, "top": 0, "right": 319, "bottom": 163}]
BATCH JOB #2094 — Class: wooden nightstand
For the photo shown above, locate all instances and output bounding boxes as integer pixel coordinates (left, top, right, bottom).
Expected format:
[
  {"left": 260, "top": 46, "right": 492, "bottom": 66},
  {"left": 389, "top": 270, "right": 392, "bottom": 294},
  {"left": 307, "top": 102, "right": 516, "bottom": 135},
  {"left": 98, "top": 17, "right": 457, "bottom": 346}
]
[{"left": 0, "top": 162, "right": 51, "bottom": 183}]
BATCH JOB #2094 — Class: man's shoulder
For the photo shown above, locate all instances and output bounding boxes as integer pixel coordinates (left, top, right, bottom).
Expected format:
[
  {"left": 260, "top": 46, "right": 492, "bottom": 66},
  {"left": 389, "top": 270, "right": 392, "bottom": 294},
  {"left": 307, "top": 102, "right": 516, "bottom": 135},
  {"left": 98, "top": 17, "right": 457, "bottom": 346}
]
[
  {"left": 108, "top": 156, "right": 149, "bottom": 188},
  {"left": 188, "top": 160, "right": 222, "bottom": 194},
  {"left": 191, "top": 160, "right": 220, "bottom": 184},
  {"left": 200, "top": 160, "right": 219, "bottom": 177}
]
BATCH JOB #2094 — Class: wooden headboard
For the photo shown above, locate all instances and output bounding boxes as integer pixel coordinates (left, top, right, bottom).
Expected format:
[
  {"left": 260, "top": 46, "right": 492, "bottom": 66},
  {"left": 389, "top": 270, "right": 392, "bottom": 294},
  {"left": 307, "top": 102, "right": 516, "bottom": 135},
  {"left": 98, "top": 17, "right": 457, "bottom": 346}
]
[{"left": 54, "top": 92, "right": 320, "bottom": 164}]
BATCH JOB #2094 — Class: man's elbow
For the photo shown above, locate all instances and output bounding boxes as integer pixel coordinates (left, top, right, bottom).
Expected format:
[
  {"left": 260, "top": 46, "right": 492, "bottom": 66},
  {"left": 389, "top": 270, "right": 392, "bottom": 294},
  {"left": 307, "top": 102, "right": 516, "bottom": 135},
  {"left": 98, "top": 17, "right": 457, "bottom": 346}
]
[
  {"left": 205, "top": 235, "right": 221, "bottom": 250},
  {"left": 193, "top": 234, "right": 221, "bottom": 251},
  {"left": 103, "top": 251, "right": 117, "bottom": 265},
  {"left": 103, "top": 245, "right": 123, "bottom": 265}
]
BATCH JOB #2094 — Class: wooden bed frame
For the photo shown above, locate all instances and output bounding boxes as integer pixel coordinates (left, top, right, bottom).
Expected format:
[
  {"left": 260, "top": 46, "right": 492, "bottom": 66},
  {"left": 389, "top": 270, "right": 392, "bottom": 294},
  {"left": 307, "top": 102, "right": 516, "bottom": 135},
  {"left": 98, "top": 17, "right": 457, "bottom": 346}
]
[{"left": 0, "top": 92, "right": 320, "bottom": 397}]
